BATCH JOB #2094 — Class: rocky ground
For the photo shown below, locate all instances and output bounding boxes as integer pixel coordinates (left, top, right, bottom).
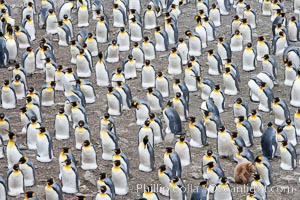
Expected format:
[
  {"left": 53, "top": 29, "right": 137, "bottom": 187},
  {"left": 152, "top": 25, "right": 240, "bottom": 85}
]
[{"left": 1, "top": 0, "right": 300, "bottom": 199}]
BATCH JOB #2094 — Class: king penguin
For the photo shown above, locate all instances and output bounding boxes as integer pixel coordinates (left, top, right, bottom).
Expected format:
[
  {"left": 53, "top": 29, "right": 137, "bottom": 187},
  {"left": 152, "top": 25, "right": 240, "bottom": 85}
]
[
  {"left": 122, "top": 54, "right": 137, "bottom": 80},
  {"left": 209, "top": 85, "right": 225, "bottom": 113},
  {"left": 1, "top": 79, "right": 16, "bottom": 109},
  {"left": 36, "top": 127, "right": 53, "bottom": 163},
  {"left": 258, "top": 82, "right": 274, "bottom": 112},
  {"left": 0, "top": 176, "right": 7, "bottom": 200},
  {"left": 254, "top": 156, "right": 273, "bottom": 186},
  {"left": 81, "top": 140, "right": 98, "bottom": 170},
  {"left": 75, "top": 120, "right": 91, "bottom": 150},
  {"left": 242, "top": 42, "right": 256, "bottom": 71},
  {"left": 164, "top": 147, "right": 182, "bottom": 177},
  {"left": 61, "top": 158, "right": 79, "bottom": 194},
  {"left": 280, "top": 140, "right": 297, "bottom": 170},
  {"left": 138, "top": 135, "right": 155, "bottom": 172},
  {"left": 290, "top": 69, "right": 300, "bottom": 107},
  {"left": 261, "top": 122, "right": 277, "bottom": 160},
  {"left": 111, "top": 160, "right": 129, "bottom": 195},
  {"left": 107, "top": 86, "right": 122, "bottom": 116},
  {"left": 45, "top": 178, "right": 63, "bottom": 200},
  {"left": 7, "top": 164, "right": 24, "bottom": 196},
  {"left": 175, "top": 135, "right": 191, "bottom": 167},
  {"left": 214, "top": 177, "right": 233, "bottom": 200},
  {"left": 207, "top": 49, "right": 222, "bottom": 76},
  {"left": 100, "top": 123, "right": 118, "bottom": 161},
  {"left": 223, "top": 67, "right": 239, "bottom": 95},
  {"left": 148, "top": 113, "right": 164, "bottom": 144},
  {"left": 18, "top": 156, "right": 35, "bottom": 187},
  {"left": 236, "top": 116, "right": 254, "bottom": 147},
  {"left": 248, "top": 109, "right": 263, "bottom": 137},
  {"left": 132, "top": 100, "right": 150, "bottom": 126},
  {"left": 155, "top": 26, "right": 168, "bottom": 51},
  {"left": 95, "top": 52, "right": 110, "bottom": 87},
  {"left": 155, "top": 71, "right": 169, "bottom": 98},
  {"left": 272, "top": 97, "right": 290, "bottom": 125},
  {"left": 97, "top": 172, "right": 115, "bottom": 198},
  {"left": 26, "top": 116, "right": 40, "bottom": 150},
  {"left": 6, "top": 131, "right": 23, "bottom": 169},
  {"left": 169, "top": 176, "right": 187, "bottom": 200},
  {"left": 250, "top": 174, "right": 267, "bottom": 200}
]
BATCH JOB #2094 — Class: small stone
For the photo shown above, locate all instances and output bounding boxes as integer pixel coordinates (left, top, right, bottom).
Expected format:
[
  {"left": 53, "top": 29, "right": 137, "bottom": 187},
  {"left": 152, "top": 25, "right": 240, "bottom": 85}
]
[{"left": 7, "top": 67, "right": 13, "bottom": 71}]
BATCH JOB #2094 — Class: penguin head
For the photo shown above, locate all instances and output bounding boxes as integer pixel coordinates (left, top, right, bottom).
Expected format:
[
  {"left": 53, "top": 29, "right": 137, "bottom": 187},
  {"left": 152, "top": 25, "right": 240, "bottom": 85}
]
[
  {"left": 26, "top": 96, "right": 33, "bottom": 103},
  {"left": 278, "top": 31, "right": 284, "bottom": 37},
  {"left": 100, "top": 185, "right": 107, "bottom": 193},
  {"left": 50, "top": 81, "right": 56, "bottom": 87},
  {"left": 179, "top": 135, "right": 185, "bottom": 142},
  {"left": 147, "top": 5, "right": 152, "bottom": 10},
  {"left": 131, "top": 17, "right": 137, "bottom": 22},
  {"left": 146, "top": 87, "right": 153, "bottom": 93},
  {"left": 66, "top": 67, "right": 73, "bottom": 73},
  {"left": 259, "top": 81, "right": 267, "bottom": 88},
  {"left": 166, "top": 147, "right": 173, "bottom": 153},
  {"left": 237, "top": 145, "right": 243, "bottom": 153},
  {"left": 113, "top": 3, "right": 118, "bottom": 9},
  {"left": 234, "top": 30, "right": 240, "bottom": 35},
  {"left": 143, "top": 135, "right": 149, "bottom": 144},
  {"left": 49, "top": 9, "right": 54, "bottom": 14},
  {"left": 187, "top": 62, "right": 193, "bottom": 68},
  {"left": 214, "top": 84, "right": 220, "bottom": 90},
  {"left": 28, "top": 2, "right": 33, "bottom": 7},
  {"left": 0, "top": 112, "right": 4, "bottom": 119},
  {"left": 144, "top": 120, "right": 151, "bottom": 127},
  {"left": 246, "top": 4, "right": 251, "bottom": 10},
  {"left": 104, "top": 113, "right": 110, "bottom": 119},
  {"left": 203, "top": 110, "right": 210, "bottom": 117},
  {"left": 38, "top": 127, "right": 47, "bottom": 133},
  {"left": 155, "top": 26, "right": 161, "bottom": 32},
  {"left": 253, "top": 173, "right": 261, "bottom": 180},
  {"left": 25, "top": 191, "right": 36, "bottom": 198},
  {"left": 290, "top": 16, "right": 296, "bottom": 22},
  {"left": 297, "top": 108, "right": 300, "bottom": 114},
  {"left": 207, "top": 49, "right": 214, "bottom": 55},
  {"left": 19, "top": 156, "right": 27, "bottom": 164},
  {"left": 211, "top": 3, "right": 216, "bottom": 8},
  {"left": 274, "top": 97, "right": 280, "bottom": 103},
  {"left": 206, "top": 161, "right": 215, "bottom": 168},
  {"left": 116, "top": 81, "right": 123, "bottom": 87},
  {"left": 145, "top": 60, "right": 150, "bottom": 65},
  {"left": 166, "top": 100, "right": 173, "bottom": 107},
  {"left": 286, "top": 118, "right": 292, "bottom": 125},
  {"left": 171, "top": 176, "right": 179, "bottom": 183},
  {"left": 99, "top": 15, "right": 105, "bottom": 21},
  {"left": 220, "top": 177, "right": 228, "bottom": 184},
  {"left": 250, "top": 109, "right": 257, "bottom": 116},
  {"left": 13, "top": 164, "right": 20, "bottom": 171},
  {"left": 14, "top": 74, "right": 21, "bottom": 81},
  {"left": 286, "top": 61, "right": 293, "bottom": 67},
  {"left": 224, "top": 67, "right": 230, "bottom": 73},
  {"left": 166, "top": 17, "right": 172, "bottom": 24},
  {"left": 185, "top": 30, "right": 191, "bottom": 36},
  {"left": 235, "top": 98, "right": 242, "bottom": 104},
  {"left": 78, "top": 120, "right": 85, "bottom": 127},
  {"left": 171, "top": 47, "right": 177, "bottom": 53},
  {"left": 99, "top": 172, "right": 108, "bottom": 180},
  {"left": 112, "top": 39, "right": 117, "bottom": 45},
  {"left": 3, "top": 79, "right": 9, "bottom": 85},
  {"left": 231, "top": 131, "right": 238, "bottom": 138},
  {"left": 63, "top": 14, "right": 68, "bottom": 20},
  {"left": 83, "top": 140, "right": 90, "bottom": 147},
  {"left": 157, "top": 71, "right": 163, "bottom": 77},
  {"left": 20, "top": 107, "right": 28, "bottom": 113},
  {"left": 62, "top": 147, "right": 70, "bottom": 153},
  {"left": 113, "top": 159, "right": 121, "bottom": 167},
  {"left": 159, "top": 165, "right": 167, "bottom": 171},
  {"left": 199, "top": 180, "right": 207, "bottom": 187},
  {"left": 188, "top": 116, "right": 196, "bottom": 123},
  {"left": 247, "top": 188, "right": 256, "bottom": 196},
  {"left": 224, "top": 58, "right": 232, "bottom": 63},
  {"left": 8, "top": 131, "right": 16, "bottom": 140},
  {"left": 107, "top": 86, "right": 114, "bottom": 93},
  {"left": 70, "top": 40, "right": 76, "bottom": 45},
  {"left": 131, "top": 101, "right": 138, "bottom": 108},
  {"left": 174, "top": 79, "right": 180, "bottom": 84},
  {"left": 238, "top": 116, "right": 245, "bottom": 122},
  {"left": 79, "top": 48, "right": 85, "bottom": 54},
  {"left": 171, "top": 4, "right": 176, "bottom": 9},
  {"left": 149, "top": 113, "right": 155, "bottom": 119},
  {"left": 47, "top": 178, "right": 54, "bottom": 186},
  {"left": 233, "top": 15, "right": 239, "bottom": 20},
  {"left": 64, "top": 158, "right": 72, "bottom": 165},
  {"left": 70, "top": 101, "right": 78, "bottom": 107},
  {"left": 277, "top": 125, "right": 283, "bottom": 133},
  {"left": 114, "top": 148, "right": 121, "bottom": 155},
  {"left": 246, "top": 43, "right": 252, "bottom": 48},
  {"left": 267, "top": 122, "right": 273, "bottom": 127},
  {"left": 145, "top": 185, "right": 152, "bottom": 193},
  {"left": 14, "top": 63, "right": 21, "bottom": 69},
  {"left": 254, "top": 156, "right": 262, "bottom": 163},
  {"left": 178, "top": 38, "right": 184, "bottom": 43},
  {"left": 88, "top": 32, "right": 93, "bottom": 38},
  {"left": 31, "top": 116, "right": 37, "bottom": 123},
  {"left": 58, "top": 20, "right": 64, "bottom": 26},
  {"left": 133, "top": 42, "right": 139, "bottom": 47},
  {"left": 219, "top": 126, "right": 225, "bottom": 132},
  {"left": 175, "top": 92, "right": 181, "bottom": 98},
  {"left": 77, "top": 195, "right": 87, "bottom": 200},
  {"left": 127, "top": 54, "right": 133, "bottom": 60}
]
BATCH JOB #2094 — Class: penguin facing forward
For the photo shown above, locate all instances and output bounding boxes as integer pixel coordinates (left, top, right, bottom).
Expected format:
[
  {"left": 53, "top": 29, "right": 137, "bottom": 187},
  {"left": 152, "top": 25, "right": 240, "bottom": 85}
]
[
  {"left": 41, "top": 81, "right": 55, "bottom": 107},
  {"left": 142, "top": 36, "right": 156, "bottom": 61},
  {"left": 138, "top": 120, "right": 154, "bottom": 147},
  {"left": 155, "top": 71, "right": 169, "bottom": 98},
  {"left": 75, "top": 120, "right": 91, "bottom": 150},
  {"left": 81, "top": 140, "right": 98, "bottom": 170},
  {"left": 239, "top": 18, "right": 252, "bottom": 44},
  {"left": 155, "top": 26, "right": 168, "bottom": 52},
  {"left": 54, "top": 65, "right": 64, "bottom": 91},
  {"left": 129, "top": 17, "right": 143, "bottom": 42},
  {"left": 45, "top": 178, "right": 63, "bottom": 200},
  {"left": 254, "top": 156, "right": 273, "bottom": 186},
  {"left": 209, "top": 4, "right": 221, "bottom": 27},
  {"left": 113, "top": 3, "right": 126, "bottom": 28},
  {"left": 36, "top": 127, "right": 53, "bottom": 163},
  {"left": 19, "top": 156, "right": 35, "bottom": 187},
  {"left": 5, "top": 30, "right": 18, "bottom": 64},
  {"left": 25, "top": 96, "right": 42, "bottom": 123},
  {"left": 58, "top": 147, "right": 76, "bottom": 180},
  {"left": 194, "top": 16, "right": 207, "bottom": 49},
  {"left": 262, "top": 0, "right": 272, "bottom": 16},
  {"left": 290, "top": 69, "right": 300, "bottom": 107},
  {"left": 117, "top": 27, "right": 130, "bottom": 52},
  {"left": 22, "top": 47, "right": 36, "bottom": 75},
  {"left": 142, "top": 60, "right": 156, "bottom": 89},
  {"left": 273, "top": 31, "right": 288, "bottom": 55},
  {"left": 246, "top": 189, "right": 263, "bottom": 200},
  {"left": 115, "top": 81, "right": 132, "bottom": 110},
  {"left": 61, "top": 158, "right": 79, "bottom": 194},
  {"left": 258, "top": 82, "right": 274, "bottom": 113},
  {"left": 280, "top": 140, "right": 297, "bottom": 170},
  {"left": 1, "top": 80, "right": 17, "bottom": 109},
  {"left": 11, "top": 74, "right": 26, "bottom": 100},
  {"left": 282, "top": 119, "right": 297, "bottom": 146},
  {"left": 107, "top": 86, "right": 122, "bottom": 116},
  {"left": 95, "top": 52, "right": 110, "bottom": 87},
  {"left": 250, "top": 174, "right": 267, "bottom": 200},
  {"left": 168, "top": 47, "right": 182, "bottom": 75},
  {"left": 175, "top": 135, "right": 191, "bottom": 167},
  {"left": 85, "top": 33, "right": 98, "bottom": 56},
  {"left": 209, "top": 85, "right": 225, "bottom": 113},
  {"left": 203, "top": 110, "right": 222, "bottom": 138},
  {"left": 173, "top": 79, "right": 189, "bottom": 103},
  {"left": 214, "top": 177, "right": 232, "bottom": 200},
  {"left": 233, "top": 97, "right": 249, "bottom": 121},
  {"left": 70, "top": 101, "right": 87, "bottom": 129},
  {"left": 96, "top": 15, "right": 109, "bottom": 43},
  {"left": 132, "top": 100, "right": 150, "bottom": 126},
  {"left": 236, "top": 116, "right": 254, "bottom": 147},
  {"left": 164, "top": 147, "right": 182, "bottom": 177},
  {"left": 288, "top": 16, "right": 300, "bottom": 42},
  {"left": 146, "top": 87, "right": 163, "bottom": 113},
  {"left": 62, "top": 14, "right": 73, "bottom": 37},
  {"left": 248, "top": 109, "right": 263, "bottom": 137},
  {"left": 172, "top": 92, "right": 188, "bottom": 121},
  {"left": 230, "top": 30, "right": 243, "bottom": 52},
  {"left": 242, "top": 42, "right": 256, "bottom": 71},
  {"left": 204, "top": 161, "right": 225, "bottom": 193},
  {"left": 111, "top": 160, "right": 129, "bottom": 195},
  {"left": 131, "top": 42, "right": 145, "bottom": 69},
  {"left": 142, "top": 186, "right": 159, "bottom": 200},
  {"left": 106, "top": 40, "right": 120, "bottom": 63},
  {"left": 45, "top": 9, "right": 58, "bottom": 35},
  {"left": 7, "top": 164, "right": 24, "bottom": 196},
  {"left": 26, "top": 116, "right": 40, "bottom": 150},
  {"left": 169, "top": 176, "right": 187, "bottom": 200},
  {"left": 122, "top": 54, "right": 137, "bottom": 80},
  {"left": 138, "top": 135, "right": 155, "bottom": 172},
  {"left": 243, "top": 5, "right": 256, "bottom": 29},
  {"left": 96, "top": 186, "right": 113, "bottom": 200},
  {"left": 112, "top": 148, "right": 130, "bottom": 177},
  {"left": 256, "top": 36, "right": 270, "bottom": 62},
  {"left": 144, "top": 5, "right": 157, "bottom": 30},
  {"left": 22, "top": 15, "right": 35, "bottom": 41},
  {"left": 284, "top": 60, "right": 297, "bottom": 86},
  {"left": 76, "top": 49, "right": 92, "bottom": 78},
  {"left": 77, "top": 2, "right": 89, "bottom": 27},
  {"left": 217, "top": 126, "right": 233, "bottom": 157},
  {"left": 207, "top": 49, "right": 222, "bottom": 76},
  {"left": 197, "top": 76, "right": 215, "bottom": 100},
  {"left": 223, "top": 67, "right": 239, "bottom": 96}
]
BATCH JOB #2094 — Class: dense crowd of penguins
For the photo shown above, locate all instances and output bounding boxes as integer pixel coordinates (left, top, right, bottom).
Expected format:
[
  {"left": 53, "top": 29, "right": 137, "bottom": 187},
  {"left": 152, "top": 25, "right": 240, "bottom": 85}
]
[{"left": 1, "top": 0, "right": 300, "bottom": 199}]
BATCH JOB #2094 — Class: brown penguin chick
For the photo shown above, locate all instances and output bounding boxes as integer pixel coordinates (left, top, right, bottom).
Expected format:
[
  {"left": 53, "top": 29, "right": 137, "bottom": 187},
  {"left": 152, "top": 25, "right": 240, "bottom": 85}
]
[{"left": 233, "top": 161, "right": 255, "bottom": 184}]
